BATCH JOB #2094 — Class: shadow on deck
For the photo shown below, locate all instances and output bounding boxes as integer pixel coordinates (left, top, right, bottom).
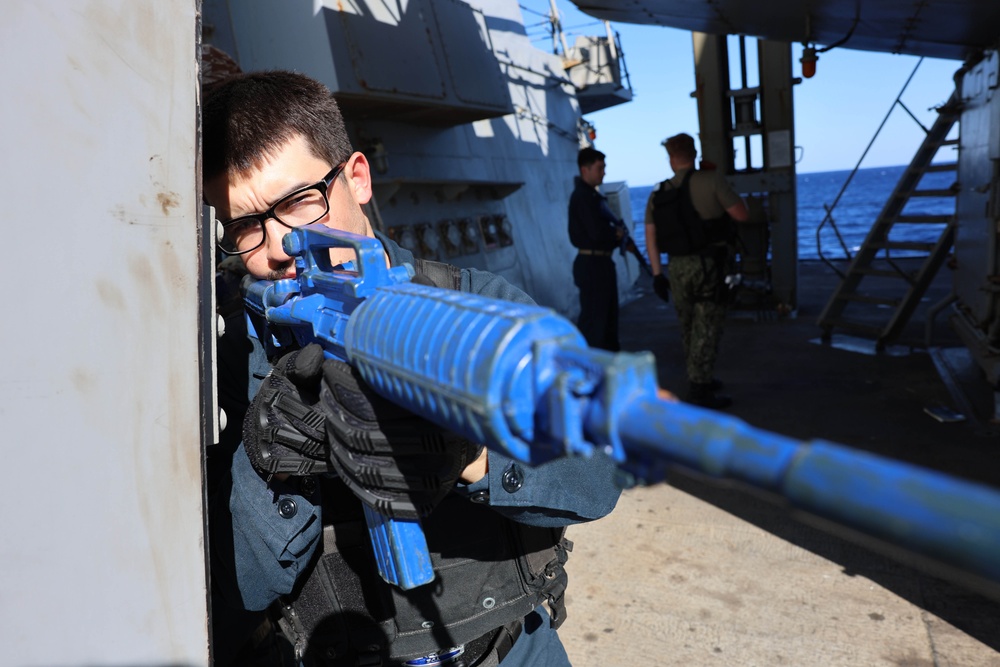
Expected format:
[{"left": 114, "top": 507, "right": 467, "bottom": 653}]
[{"left": 616, "top": 257, "right": 1000, "bottom": 652}]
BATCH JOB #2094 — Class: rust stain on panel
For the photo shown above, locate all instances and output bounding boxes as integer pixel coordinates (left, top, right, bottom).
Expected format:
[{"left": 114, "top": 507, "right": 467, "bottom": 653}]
[
  {"left": 95, "top": 279, "right": 126, "bottom": 311},
  {"left": 157, "top": 191, "right": 180, "bottom": 215}
]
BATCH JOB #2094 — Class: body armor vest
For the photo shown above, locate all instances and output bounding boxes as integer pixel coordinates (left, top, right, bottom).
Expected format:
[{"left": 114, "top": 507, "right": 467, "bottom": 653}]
[
  {"left": 275, "top": 259, "right": 572, "bottom": 667},
  {"left": 651, "top": 171, "right": 735, "bottom": 257}
]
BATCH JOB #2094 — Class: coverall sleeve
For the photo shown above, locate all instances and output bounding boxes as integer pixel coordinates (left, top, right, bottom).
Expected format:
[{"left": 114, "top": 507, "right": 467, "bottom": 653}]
[
  {"left": 458, "top": 450, "right": 622, "bottom": 527},
  {"left": 223, "top": 446, "right": 323, "bottom": 610},
  {"left": 456, "top": 268, "right": 623, "bottom": 526},
  {"left": 210, "top": 335, "right": 324, "bottom": 612}
]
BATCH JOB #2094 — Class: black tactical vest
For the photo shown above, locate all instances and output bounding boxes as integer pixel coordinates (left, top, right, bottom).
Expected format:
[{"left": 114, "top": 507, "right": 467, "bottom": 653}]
[
  {"left": 275, "top": 259, "right": 572, "bottom": 667},
  {"left": 651, "top": 171, "right": 736, "bottom": 256}
]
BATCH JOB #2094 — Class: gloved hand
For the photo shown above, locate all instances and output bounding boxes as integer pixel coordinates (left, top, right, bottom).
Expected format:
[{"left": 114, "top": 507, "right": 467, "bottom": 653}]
[
  {"left": 243, "top": 343, "right": 331, "bottom": 477},
  {"left": 246, "top": 342, "right": 481, "bottom": 518},
  {"left": 318, "top": 355, "right": 482, "bottom": 519},
  {"left": 653, "top": 273, "right": 671, "bottom": 303}
]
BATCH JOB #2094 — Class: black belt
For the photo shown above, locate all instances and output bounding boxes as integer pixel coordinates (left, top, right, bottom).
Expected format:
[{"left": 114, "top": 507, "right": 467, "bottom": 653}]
[
  {"left": 578, "top": 249, "right": 612, "bottom": 256},
  {"left": 400, "top": 618, "right": 522, "bottom": 667}
]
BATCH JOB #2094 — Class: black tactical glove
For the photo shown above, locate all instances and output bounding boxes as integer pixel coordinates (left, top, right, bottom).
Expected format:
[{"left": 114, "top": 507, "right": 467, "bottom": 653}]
[
  {"left": 243, "top": 344, "right": 331, "bottom": 477},
  {"left": 245, "top": 341, "right": 481, "bottom": 518},
  {"left": 318, "top": 357, "right": 483, "bottom": 519},
  {"left": 653, "top": 273, "right": 671, "bottom": 303}
]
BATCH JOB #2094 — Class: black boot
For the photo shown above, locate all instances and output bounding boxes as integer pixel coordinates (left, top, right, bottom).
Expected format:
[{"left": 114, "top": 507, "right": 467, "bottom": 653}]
[{"left": 686, "top": 382, "right": 732, "bottom": 410}]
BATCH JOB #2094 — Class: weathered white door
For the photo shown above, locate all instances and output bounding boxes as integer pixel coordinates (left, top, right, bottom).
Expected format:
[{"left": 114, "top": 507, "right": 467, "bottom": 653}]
[{"left": 0, "top": 2, "right": 210, "bottom": 665}]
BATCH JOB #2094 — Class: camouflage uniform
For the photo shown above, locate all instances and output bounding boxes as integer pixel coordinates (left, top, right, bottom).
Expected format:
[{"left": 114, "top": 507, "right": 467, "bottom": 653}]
[{"left": 667, "top": 251, "right": 728, "bottom": 384}]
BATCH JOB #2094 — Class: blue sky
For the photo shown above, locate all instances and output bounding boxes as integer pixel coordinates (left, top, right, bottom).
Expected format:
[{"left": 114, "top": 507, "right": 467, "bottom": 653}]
[{"left": 524, "top": 2, "right": 963, "bottom": 187}]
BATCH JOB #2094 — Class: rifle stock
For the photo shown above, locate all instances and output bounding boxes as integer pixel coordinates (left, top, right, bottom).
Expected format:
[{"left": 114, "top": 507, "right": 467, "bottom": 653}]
[
  {"left": 243, "top": 224, "right": 1000, "bottom": 594},
  {"left": 621, "top": 232, "right": 652, "bottom": 275}
]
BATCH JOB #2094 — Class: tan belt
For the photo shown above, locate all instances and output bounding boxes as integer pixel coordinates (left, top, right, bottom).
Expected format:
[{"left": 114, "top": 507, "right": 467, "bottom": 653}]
[{"left": 578, "top": 249, "right": 612, "bottom": 256}]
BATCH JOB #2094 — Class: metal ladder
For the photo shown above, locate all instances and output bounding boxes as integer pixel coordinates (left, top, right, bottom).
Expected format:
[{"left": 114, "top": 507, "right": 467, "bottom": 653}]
[{"left": 818, "top": 92, "right": 961, "bottom": 350}]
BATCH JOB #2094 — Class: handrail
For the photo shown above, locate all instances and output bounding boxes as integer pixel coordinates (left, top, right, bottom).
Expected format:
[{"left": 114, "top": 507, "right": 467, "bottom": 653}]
[
  {"left": 614, "top": 29, "right": 632, "bottom": 92},
  {"left": 815, "top": 58, "right": 925, "bottom": 277}
]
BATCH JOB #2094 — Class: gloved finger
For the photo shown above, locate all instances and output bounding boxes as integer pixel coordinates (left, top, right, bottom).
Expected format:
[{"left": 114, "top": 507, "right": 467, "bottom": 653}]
[
  {"left": 287, "top": 342, "right": 325, "bottom": 386},
  {"left": 321, "top": 358, "right": 413, "bottom": 424},
  {"left": 244, "top": 363, "right": 329, "bottom": 476},
  {"left": 410, "top": 272, "right": 436, "bottom": 287},
  {"left": 316, "top": 358, "right": 484, "bottom": 516}
]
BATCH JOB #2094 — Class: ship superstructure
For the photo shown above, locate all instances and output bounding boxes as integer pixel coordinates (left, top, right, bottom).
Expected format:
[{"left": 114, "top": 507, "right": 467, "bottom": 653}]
[{"left": 204, "top": 0, "right": 640, "bottom": 316}]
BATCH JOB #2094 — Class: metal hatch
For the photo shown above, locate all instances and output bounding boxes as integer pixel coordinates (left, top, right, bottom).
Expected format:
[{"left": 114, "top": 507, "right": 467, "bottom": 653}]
[{"left": 204, "top": 0, "right": 515, "bottom": 125}]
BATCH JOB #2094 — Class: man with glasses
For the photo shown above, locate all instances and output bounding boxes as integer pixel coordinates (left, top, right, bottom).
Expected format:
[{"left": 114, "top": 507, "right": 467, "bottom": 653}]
[{"left": 204, "top": 71, "right": 621, "bottom": 667}]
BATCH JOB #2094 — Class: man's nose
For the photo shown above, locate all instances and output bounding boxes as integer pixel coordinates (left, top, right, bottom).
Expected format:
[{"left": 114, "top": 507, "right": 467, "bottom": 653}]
[{"left": 262, "top": 217, "right": 292, "bottom": 262}]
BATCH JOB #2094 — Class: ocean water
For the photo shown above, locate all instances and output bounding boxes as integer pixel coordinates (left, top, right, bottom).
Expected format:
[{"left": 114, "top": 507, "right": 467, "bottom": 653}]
[{"left": 627, "top": 164, "right": 956, "bottom": 261}]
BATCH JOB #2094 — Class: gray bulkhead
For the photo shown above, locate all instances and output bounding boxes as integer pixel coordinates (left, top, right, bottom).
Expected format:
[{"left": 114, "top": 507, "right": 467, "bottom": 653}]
[{"left": 952, "top": 51, "right": 1000, "bottom": 385}]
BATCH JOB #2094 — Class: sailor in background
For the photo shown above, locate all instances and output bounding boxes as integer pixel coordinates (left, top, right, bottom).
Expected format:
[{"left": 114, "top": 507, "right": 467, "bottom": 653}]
[
  {"left": 567, "top": 147, "right": 623, "bottom": 352},
  {"left": 644, "top": 133, "right": 749, "bottom": 409}
]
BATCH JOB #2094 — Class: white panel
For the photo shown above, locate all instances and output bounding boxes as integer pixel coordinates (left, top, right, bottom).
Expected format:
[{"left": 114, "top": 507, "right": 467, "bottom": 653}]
[{"left": 0, "top": 2, "right": 208, "bottom": 666}]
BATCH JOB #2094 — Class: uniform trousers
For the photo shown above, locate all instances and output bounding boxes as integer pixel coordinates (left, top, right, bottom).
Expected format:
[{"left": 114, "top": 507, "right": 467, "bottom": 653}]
[
  {"left": 667, "top": 252, "right": 727, "bottom": 385},
  {"left": 572, "top": 253, "right": 619, "bottom": 352}
]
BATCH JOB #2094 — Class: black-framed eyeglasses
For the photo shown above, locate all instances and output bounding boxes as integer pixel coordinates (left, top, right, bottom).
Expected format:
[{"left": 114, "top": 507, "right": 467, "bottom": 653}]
[{"left": 216, "top": 163, "right": 346, "bottom": 255}]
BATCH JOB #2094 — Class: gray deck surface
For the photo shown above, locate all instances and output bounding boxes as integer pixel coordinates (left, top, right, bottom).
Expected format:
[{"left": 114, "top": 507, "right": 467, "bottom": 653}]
[{"left": 560, "top": 259, "right": 1000, "bottom": 666}]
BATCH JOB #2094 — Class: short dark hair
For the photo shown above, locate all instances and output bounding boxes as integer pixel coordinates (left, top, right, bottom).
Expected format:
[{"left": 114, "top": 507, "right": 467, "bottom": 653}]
[
  {"left": 663, "top": 133, "right": 697, "bottom": 161},
  {"left": 577, "top": 147, "right": 605, "bottom": 169},
  {"left": 203, "top": 71, "right": 354, "bottom": 182}
]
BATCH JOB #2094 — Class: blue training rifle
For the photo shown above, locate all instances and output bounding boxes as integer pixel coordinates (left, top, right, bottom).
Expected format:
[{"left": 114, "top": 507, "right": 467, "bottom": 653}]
[{"left": 243, "top": 223, "right": 1000, "bottom": 594}]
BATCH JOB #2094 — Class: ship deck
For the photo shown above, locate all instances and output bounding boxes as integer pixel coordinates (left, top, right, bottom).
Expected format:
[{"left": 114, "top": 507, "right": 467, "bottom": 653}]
[{"left": 560, "top": 258, "right": 1000, "bottom": 666}]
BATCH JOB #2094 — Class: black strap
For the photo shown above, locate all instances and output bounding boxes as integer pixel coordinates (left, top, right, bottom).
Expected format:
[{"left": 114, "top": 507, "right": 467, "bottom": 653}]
[
  {"left": 413, "top": 258, "right": 463, "bottom": 290},
  {"left": 492, "top": 620, "right": 523, "bottom": 665},
  {"left": 662, "top": 169, "right": 694, "bottom": 200},
  {"left": 678, "top": 169, "right": 695, "bottom": 191},
  {"left": 673, "top": 171, "right": 700, "bottom": 254},
  {"left": 542, "top": 536, "right": 573, "bottom": 630},
  {"left": 461, "top": 618, "right": 523, "bottom": 667}
]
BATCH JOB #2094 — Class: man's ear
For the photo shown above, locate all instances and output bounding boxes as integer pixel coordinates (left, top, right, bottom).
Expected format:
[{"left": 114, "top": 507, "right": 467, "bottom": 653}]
[
  {"left": 204, "top": 174, "right": 233, "bottom": 220},
  {"left": 344, "top": 151, "right": 373, "bottom": 206}
]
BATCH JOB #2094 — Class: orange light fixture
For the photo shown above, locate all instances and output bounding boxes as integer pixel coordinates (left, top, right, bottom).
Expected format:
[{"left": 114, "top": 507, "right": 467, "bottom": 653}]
[{"left": 800, "top": 45, "right": 818, "bottom": 78}]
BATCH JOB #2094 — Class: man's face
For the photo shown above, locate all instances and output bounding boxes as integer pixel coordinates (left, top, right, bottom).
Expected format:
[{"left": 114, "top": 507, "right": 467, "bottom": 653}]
[
  {"left": 206, "top": 133, "right": 374, "bottom": 280},
  {"left": 580, "top": 158, "right": 606, "bottom": 188}
]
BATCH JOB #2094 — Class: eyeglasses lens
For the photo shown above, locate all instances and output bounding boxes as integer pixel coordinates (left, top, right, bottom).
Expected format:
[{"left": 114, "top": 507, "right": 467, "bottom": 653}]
[{"left": 220, "top": 188, "right": 330, "bottom": 254}]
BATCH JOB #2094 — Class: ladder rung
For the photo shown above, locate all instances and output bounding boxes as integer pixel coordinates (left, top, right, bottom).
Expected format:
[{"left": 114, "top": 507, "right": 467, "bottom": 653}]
[
  {"left": 837, "top": 293, "right": 900, "bottom": 306},
  {"left": 822, "top": 318, "right": 884, "bottom": 336},
  {"left": 905, "top": 189, "right": 957, "bottom": 198},
  {"left": 853, "top": 267, "right": 912, "bottom": 279},
  {"left": 893, "top": 214, "right": 953, "bottom": 224},
  {"left": 818, "top": 90, "right": 958, "bottom": 345},
  {"left": 869, "top": 240, "right": 938, "bottom": 251},
  {"left": 924, "top": 162, "right": 958, "bottom": 172}
]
